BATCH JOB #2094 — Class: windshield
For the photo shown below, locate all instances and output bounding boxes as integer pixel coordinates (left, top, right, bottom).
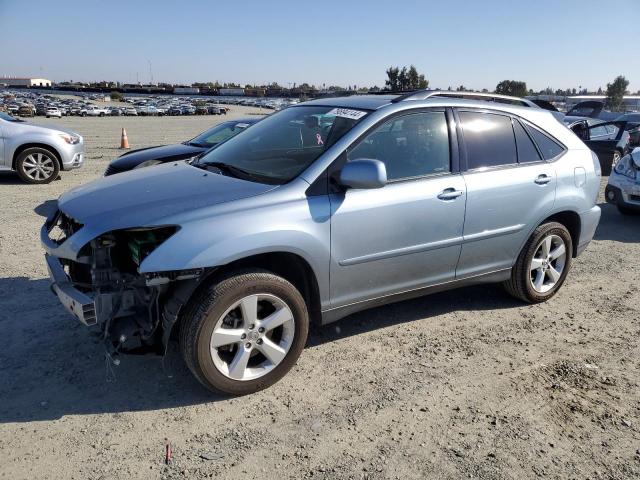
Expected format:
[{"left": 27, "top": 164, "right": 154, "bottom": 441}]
[
  {"left": 197, "top": 105, "right": 369, "bottom": 184},
  {"left": 189, "top": 121, "right": 253, "bottom": 147},
  {"left": 0, "top": 111, "right": 21, "bottom": 122}
]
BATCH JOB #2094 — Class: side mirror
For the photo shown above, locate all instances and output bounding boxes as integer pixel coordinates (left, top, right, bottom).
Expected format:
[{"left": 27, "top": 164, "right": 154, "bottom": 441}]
[{"left": 339, "top": 159, "right": 387, "bottom": 189}]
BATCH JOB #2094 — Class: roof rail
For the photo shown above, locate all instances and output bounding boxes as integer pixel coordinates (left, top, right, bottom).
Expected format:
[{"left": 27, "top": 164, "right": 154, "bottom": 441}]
[{"left": 391, "top": 90, "right": 536, "bottom": 107}]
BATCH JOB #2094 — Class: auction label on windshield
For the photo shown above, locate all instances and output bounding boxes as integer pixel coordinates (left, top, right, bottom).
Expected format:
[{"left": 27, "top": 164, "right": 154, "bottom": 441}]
[{"left": 327, "top": 108, "right": 368, "bottom": 120}]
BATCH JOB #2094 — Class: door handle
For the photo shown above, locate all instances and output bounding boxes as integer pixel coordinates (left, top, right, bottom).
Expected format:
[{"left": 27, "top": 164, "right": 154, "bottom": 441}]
[
  {"left": 534, "top": 174, "right": 551, "bottom": 185},
  {"left": 437, "top": 188, "right": 464, "bottom": 200}
]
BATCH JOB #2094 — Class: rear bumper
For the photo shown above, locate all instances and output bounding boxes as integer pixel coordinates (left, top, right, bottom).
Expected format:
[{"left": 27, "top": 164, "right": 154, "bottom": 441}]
[
  {"left": 576, "top": 205, "right": 601, "bottom": 256},
  {"left": 45, "top": 254, "right": 97, "bottom": 326}
]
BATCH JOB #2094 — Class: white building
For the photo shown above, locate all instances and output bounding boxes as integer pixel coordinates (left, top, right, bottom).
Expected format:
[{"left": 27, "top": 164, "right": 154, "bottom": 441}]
[{"left": 2, "top": 77, "right": 52, "bottom": 87}]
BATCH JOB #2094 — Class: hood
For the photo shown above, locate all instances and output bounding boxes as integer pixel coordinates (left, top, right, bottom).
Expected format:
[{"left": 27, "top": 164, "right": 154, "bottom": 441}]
[
  {"left": 109, "top": 143, "right": 206, "bottom": 171},
  {"left": 58, "top": 161, "right": 276, "bottom": 229},
  {"left": 14, "top": 120, "right": 81, "bottom": 137}
]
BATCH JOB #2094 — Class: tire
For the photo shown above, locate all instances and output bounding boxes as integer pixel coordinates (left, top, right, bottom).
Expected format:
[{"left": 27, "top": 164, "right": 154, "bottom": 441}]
[
  {"left": 179, "top": 269, "right": 309, "bottom": 395},
  {"left": 15, "top": 147, "right": 60, "bottom": 184},
  {"left": 503, "top": 222, "right": 572, "bottom": 303}
]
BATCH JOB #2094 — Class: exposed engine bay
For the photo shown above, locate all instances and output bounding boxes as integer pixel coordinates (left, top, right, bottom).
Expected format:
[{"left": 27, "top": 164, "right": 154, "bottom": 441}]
[{"left": 49, "top": 211, "right": 202, "bottom": 359}]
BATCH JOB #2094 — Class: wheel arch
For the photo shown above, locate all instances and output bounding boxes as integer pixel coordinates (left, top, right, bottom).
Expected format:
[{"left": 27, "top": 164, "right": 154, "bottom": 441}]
[
  {"left": 163, "top": 250, "right": 323, "bottom": 348},
  {"left": 12, "top": 143, "right": 62, "bottom": 170},
  {"left": 539, "top": 210, "right": 581, "bottom": 257}
]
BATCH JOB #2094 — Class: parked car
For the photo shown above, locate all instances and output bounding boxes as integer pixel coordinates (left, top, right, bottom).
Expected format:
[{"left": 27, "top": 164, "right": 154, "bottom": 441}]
[
  {"left": 124, "top": 107, "right": 138, "bottom": 116},
  {"left": 563, "top": 117, "right": 630, "bottom": 175},
  {"left": 104, "top": 118, "right": 259, "bottom": 175},
  {"left": 605, "top": 148, "right": 640, "bottom": 214},
  {"left": 168, "top": 106, "right": 182, "bottom": 115},
  {"left": 614, "top": 113, "right": 640, "bottom": 147},
  {"left": 17, "top": 105, "right": 35, "bottom": 117},
  {"left": 109, "top": 107, "right": 122, "bottom": 116},
  {"left": 46, "top": 108, "right": 62, "bottom": 118},
  {"left": 42, "top": 93, "right": 601, "bottom": 395},
  {"left": 82, "top": 106, "right": 109, "bottom": 117},
  {"left": 0, "top": 111, "right": 84, "bottom": 183}
]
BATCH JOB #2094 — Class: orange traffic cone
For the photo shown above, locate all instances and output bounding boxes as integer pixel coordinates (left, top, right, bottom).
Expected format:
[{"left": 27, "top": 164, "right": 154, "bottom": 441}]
[{"left": 120, "top": 128, "right": 130, "bottom": 149}]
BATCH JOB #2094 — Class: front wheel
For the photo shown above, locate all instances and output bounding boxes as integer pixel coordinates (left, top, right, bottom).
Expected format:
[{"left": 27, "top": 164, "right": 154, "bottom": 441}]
[
  {"left": 15, "top": 147, "right": 60, "bottom": 184},
  {"left": 503, "top": 222, "right": 572, "bottom": 303},
  {"left": 179, "top": 269, "right": 309, "bottom": 395}
]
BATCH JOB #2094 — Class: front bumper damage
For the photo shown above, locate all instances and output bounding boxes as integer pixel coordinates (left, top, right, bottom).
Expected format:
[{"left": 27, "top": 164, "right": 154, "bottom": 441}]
[
  {"left": 41, "top": 207, "right": 202, "bottom": 356},
  {"left": 46, "top": 254, "right": 97, "bottom": 325}
]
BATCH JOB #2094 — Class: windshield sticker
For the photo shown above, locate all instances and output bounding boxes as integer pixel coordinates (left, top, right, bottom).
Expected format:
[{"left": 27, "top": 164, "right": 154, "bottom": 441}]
[{"left": 327, "top": 108, "right": 368, "bottom": 120}]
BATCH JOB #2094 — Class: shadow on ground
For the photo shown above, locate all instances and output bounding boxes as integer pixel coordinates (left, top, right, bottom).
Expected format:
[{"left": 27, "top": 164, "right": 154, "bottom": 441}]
[
  {"left": 594, "top": 202, "right": 640, "bottom": 243},
  {"left": 0, "top": 275, "right": 520, "bottom": 424}
]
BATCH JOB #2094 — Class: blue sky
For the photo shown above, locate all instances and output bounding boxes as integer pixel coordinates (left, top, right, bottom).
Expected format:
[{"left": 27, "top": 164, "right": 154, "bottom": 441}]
[{"left": 1, "top": 0, "right": 638, "bottom": 91}]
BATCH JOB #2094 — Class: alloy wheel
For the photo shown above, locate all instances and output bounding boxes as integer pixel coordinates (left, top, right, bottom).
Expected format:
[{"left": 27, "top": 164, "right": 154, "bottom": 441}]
[
  {"left": 529, "top": 234, "right": 567, "bottom": 293},
  {"left": 22, "top": 153, "right": 55, "bottom": 181},
  {"left": 209, "top": 293, "right": 295, "bottom": 381}
]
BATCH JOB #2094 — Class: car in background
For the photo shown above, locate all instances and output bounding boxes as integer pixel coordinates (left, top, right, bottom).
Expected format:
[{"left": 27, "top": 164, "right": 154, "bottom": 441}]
[
  {"left": 46, "top": 108, "right": 62, "bottom": 118},
  {"left": 104, "top": 118, "right": 259, "bottom": 175},
  {"left": 605, "top": 148, "right": 640, "bottom": 214},
  {"left": 614, "top": 113, "right": 640, "bottom": 147},
  {"left": 563, "top": 116, "right": 630, "bottom": 175},
  {"left": 124, "top": 107, "right": 138, "bottom": 116},
  {"left": 109, "top": 107, "right": 122, "bottom": 116},
  {"left": 0, "top": 111, "right": 84, "bottom": 183},
  {"left": 17, "top": 105, "right": 35, "bottom": 117},
  {"left": 168, "top": 106, "right": 182, "bottom": 115},
  {"left": 82, "top": 106, "right": 109, "bottom": 117}
]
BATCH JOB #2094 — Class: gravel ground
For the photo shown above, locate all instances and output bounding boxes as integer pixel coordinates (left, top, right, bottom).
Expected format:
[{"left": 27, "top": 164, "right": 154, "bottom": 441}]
[{"left": 0, "top": 111, "right": 639, "bottom": 480}]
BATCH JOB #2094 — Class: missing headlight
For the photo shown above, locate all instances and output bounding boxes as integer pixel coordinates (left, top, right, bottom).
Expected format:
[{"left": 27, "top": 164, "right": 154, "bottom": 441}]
[{"left": 125, "top": 227, "right": 179, "bottom": 266}]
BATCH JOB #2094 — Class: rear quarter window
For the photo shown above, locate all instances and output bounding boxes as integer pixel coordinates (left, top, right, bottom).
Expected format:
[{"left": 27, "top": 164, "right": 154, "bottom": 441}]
[{"left": 524, "top": 124, "right": 565, "bottom": 160}]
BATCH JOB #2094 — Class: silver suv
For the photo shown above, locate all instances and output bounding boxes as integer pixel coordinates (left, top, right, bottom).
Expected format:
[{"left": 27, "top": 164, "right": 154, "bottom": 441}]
[
  {"left": 0, "top": 111, "right": 84, "bottom": 183},
  {"left": 42, "top": 92, "right": 601, "bottom": 395}
]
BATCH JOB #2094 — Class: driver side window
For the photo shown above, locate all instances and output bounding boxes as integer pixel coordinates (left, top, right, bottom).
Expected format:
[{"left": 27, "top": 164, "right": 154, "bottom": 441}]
[{"left": 347, "top": 111, "right": 450, "bottom": 181}]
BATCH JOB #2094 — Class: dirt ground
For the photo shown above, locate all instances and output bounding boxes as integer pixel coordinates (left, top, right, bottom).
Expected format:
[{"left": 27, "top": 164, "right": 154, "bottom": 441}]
[{"left": 0, "top": 110, "right": 639, "bottom": 480}]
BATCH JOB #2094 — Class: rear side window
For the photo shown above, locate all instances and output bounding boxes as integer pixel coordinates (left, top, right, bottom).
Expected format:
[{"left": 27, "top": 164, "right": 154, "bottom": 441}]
[
  {"left": 525, "top": 124, "right": 565, "bottom": 160},
  {"left": 513, "top": 120, "right": 542, "bottom": 163},
  {"left": 459, "top": 111, "right": 517, "bottom": 169}
]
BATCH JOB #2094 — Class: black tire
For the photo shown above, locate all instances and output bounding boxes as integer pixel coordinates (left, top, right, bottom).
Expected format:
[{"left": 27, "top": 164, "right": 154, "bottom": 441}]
[
  {"left": 179, "top": 269, "right": 309, "bottom": 395},
  {"left": 15, "top": 147, "right": 60, "bottom": 184},
  {"left": 503, "top": 222, "right": 573, "bottom": 303}
]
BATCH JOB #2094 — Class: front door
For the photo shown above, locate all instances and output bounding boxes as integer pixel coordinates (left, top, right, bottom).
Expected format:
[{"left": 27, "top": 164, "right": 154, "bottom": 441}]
[{"left": 329, "top": 110, "right": 466, "bottom": 308}]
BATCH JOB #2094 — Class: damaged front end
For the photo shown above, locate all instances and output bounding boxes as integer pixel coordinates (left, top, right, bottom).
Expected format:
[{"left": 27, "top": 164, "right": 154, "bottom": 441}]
[{"left": 43, "top": 209, "right": 203, "bottom": 358}]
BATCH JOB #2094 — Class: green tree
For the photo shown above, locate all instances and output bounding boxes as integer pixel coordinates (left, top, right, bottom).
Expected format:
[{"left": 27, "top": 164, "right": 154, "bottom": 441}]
[
  {"left": 386, "top": 65, "right": 428, "bottom": 91},
  {"left": 606, "top": 75, "right": 629, "bottom": 111},
  {"left": 494, "top": 80, "right": 528, "bottom": 97},
  {"left": 385, "top": 66, "right": 400, "bottom": 91}
]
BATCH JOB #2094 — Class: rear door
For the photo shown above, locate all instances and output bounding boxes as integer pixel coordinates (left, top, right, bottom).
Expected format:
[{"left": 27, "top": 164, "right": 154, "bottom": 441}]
[{"left": 456, "top": 110, "right": 559, "bottom": 278}]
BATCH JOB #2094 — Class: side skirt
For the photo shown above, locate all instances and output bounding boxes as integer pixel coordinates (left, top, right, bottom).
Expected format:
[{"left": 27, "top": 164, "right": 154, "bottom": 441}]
[{"left": 320, "top": 268, "right": 512, "bottom": 325}]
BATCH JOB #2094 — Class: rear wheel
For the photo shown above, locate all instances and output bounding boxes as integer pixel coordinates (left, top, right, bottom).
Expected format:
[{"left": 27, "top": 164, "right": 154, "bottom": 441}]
[
  {"left": 179, "top": 269, "right": 309, "bottom": 395},
  {"left": 15, "top": 147, "right": 60, "bottom": 184},
  {"left": 504, "top": 222, "right": 572, "bottom": 303}
]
